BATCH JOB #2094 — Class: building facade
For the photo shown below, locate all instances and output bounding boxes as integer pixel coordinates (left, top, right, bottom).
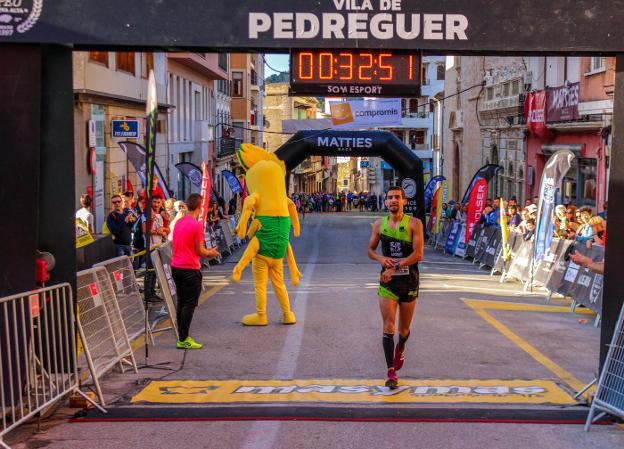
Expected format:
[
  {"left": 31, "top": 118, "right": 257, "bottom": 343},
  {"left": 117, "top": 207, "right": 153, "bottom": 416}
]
[
  {"left": 73, "top": 51, "right": 169, "bottom": 232},
  {"left": 524, "top": 56, "right": 613, "bottom": 211},
  {"left": 166, "top": 52, "right": 228, "bottom": 199}
]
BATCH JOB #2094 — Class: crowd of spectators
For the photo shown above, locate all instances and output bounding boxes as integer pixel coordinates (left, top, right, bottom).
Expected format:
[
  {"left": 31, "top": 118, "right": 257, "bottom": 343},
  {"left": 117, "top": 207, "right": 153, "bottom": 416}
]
[{"left": 290, "top": 191, "right": 386, "bottom": 215}]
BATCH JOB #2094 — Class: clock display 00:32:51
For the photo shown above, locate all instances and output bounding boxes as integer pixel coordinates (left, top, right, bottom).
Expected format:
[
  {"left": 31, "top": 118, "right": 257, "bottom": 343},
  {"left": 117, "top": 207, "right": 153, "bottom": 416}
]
[{"left": 292, "top": 50, "right": 421, "bottom": 84}]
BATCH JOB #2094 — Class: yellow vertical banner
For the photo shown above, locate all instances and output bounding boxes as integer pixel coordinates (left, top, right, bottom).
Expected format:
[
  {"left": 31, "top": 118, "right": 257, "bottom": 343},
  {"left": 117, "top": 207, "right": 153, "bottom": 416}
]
[
  {"left": 500, "top": 197, "right": 510, "bottom": 261},
  {"left": 433, "top": 181, "right": 448, "bottom": 234}
]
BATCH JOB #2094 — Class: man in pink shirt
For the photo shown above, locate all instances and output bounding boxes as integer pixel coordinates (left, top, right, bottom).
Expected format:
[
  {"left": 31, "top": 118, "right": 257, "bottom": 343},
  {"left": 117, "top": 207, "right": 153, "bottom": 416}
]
[{"left": 171, "top": 193, "right": 220, "bottom": 349}]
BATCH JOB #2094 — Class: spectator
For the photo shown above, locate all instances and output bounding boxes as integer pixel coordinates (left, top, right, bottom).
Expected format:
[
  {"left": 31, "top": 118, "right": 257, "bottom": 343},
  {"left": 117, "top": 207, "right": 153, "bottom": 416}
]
[
  {"left": 106, "top": 194, "right": 133, "bottom": 256},
  {"left": 76, "top": 194, "right": 95, "bottom": 235},
  {"left": 208, "top": 201, "right": 224, "bottom": 230},
  {"left": 587, "top": 216, "right": 605, "bottom": 248},
  {"left": 485, "top": 198, "right": 501, "bottom": 228},
  {"left": 575, "top": 206, "right": 594, "bottom": 243},
  {"left": 564, "top": 205, "right": 580, "bottom": 239},
  {"left": 598, "top": 201, "right": 607, "bottom": 220},
  {"left": 122, "top": 190, "right": 135, "bottom": 210},
  {"left": 169, "top": 200, "right": 187, "bottom": 241},
  {"left": 507, "top": 204, "right": 521, "bottom": 229},
  {"left": 523, "top": 218, "right": 536, "bottom": 241}
]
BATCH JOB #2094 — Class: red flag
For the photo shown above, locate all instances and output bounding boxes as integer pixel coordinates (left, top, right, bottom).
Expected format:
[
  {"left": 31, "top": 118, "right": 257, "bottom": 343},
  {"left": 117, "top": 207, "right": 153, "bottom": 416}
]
[
  {"left": 525, "top": 91, "right": 551, "bottom": 139},
  {"left": 198, "top": 162, "right": 211, "bottom": 228},
  {"left": 465, "top": 178, "right": 487, "bottom": 243},
  {"left": 239, "top": 175, "right": 248, "bottom": 200}
]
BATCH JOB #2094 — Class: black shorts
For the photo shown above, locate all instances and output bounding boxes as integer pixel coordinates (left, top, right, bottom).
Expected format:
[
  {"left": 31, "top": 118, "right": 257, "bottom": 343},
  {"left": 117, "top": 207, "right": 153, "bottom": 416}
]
[{"left": 378, "top": 267, "right": 419, "bottom": 303}]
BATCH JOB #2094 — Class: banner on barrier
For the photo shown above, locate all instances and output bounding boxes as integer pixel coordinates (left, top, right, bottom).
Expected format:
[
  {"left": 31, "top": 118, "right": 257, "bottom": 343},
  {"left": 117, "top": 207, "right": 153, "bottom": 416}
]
[
  {"left": 454, "top": 225, "right": 467, "bottom": 257},
  {"left": 444, "top": 221, "right": 462, "bottom": 254},
  {"left": 534, "top": 149, "right": 575, "bottom": 262}
]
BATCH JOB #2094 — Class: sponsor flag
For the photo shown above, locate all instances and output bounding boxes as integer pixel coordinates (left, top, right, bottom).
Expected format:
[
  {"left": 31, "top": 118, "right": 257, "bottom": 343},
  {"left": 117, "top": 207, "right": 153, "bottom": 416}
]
[
  {"left": 175, "top": 162, "right": 203, "bottom": 188},
  {"left": 222, "top": 170, "right": 243, "bottom": 195},
  {"left": 428, "top": 187, "right": 439, "bottom": 233},
  {"left": 534, "top": 150, "right": 575, "bottom": 261},
  {"left": 433, "top": 181, "right": 448, "bottom": 234},
  {"left": 461, "top": 164, "right": 501, "bottom": 205},
  {"left": 198, "top": 162, "right": 211, "bottom": 229},
  {"left": 465, "top": 178, "right": 487, "bottom": 243},
  {"left": 525, "top": 90, "right": 552, "bottom": 139},
  {"left": 500, "top": 197, "right": 510, "bottom": 261},
  {"left": 424, "top": 175, "right": 446, "bottom": 212},
  {"left": 118, "top": 140, "right": 171, "bottom": 199}
]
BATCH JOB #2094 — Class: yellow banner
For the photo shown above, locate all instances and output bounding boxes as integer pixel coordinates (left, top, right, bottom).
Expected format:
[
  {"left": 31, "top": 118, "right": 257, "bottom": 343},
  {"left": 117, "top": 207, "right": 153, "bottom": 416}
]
[
  {"left": 132, "top": 379, "right": 575, "bottom": 405},
  {"left": 76, "top": 219, "right": 95, "bottom": 248},
  {"left": 433, "top": 180, "right": 448, "bottom": 234},
  {"left": 500, "top": 198, "right": 510, "bottom": 261}
]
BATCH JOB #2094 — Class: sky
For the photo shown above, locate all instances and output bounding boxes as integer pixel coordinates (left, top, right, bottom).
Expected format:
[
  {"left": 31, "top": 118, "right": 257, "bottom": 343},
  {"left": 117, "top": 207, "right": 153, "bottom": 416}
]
[{"left": 264, "top": 53, "right": 289, "bottom": 75}]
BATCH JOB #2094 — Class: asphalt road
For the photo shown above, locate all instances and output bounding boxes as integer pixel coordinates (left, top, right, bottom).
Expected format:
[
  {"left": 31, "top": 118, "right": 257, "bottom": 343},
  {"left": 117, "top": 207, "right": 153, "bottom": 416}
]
[{"left": 7, "top": 212, "right": 624, "bottom": 449}]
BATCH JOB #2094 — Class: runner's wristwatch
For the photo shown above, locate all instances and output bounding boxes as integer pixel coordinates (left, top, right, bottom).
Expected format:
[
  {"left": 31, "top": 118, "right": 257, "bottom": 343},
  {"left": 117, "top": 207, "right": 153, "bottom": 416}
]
[{"left": 394, "top": 261, "right": 401, "bottom": 270}]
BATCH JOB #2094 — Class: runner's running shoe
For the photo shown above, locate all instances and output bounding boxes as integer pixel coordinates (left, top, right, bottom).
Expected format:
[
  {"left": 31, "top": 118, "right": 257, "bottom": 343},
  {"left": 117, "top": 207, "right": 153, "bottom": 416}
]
[
  {"left": 385, "top": 368, "right": 398, "bottom": 390},
  {"left": 176, "top": 336, "right": 203, "bottom": 350},
  {"left": 394, "top": 345, "right": 405, "bottom": 371}
]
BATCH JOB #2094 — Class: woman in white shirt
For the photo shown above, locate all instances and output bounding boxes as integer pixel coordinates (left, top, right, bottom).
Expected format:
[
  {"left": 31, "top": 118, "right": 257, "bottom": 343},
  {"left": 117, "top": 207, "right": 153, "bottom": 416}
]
[{"left": 76, "top": 194, "right": 95, "bottom": 234}]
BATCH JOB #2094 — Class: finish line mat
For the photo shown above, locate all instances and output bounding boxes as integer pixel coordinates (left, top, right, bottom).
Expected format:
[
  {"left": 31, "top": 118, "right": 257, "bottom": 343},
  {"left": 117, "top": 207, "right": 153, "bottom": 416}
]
[{"left": 131, "top": 379, "right": 577, "bottom": 405}]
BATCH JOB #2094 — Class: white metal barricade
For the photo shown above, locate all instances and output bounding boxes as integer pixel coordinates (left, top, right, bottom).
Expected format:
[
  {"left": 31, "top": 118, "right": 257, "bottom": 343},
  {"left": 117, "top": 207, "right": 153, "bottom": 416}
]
[
  {"left": 585, "top": 304, "right": 624, "bottom": 430},
  {"left": 1, "top": 284, "right": 102, "bottom": 449},
  {"left": 76, "top": 267, "right": 137, "bottom": 405},
  {"left": 150, "top": 242, "right": 180, "bottom": 340},
  {"left": 93, "top": 256, "right": 152, "bottom": 344}
]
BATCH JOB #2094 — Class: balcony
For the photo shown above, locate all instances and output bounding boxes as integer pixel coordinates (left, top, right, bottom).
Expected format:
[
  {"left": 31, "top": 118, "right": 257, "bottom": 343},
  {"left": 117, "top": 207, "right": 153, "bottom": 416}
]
[
  {"left": 393, "top": 112, "right": 433, "bottom": 129},
  {"left": 194, "top": 120, "right": 213, "bottom": 142},
  {"left": 167, "top": 53, "right": 228, "bottom": 80}
]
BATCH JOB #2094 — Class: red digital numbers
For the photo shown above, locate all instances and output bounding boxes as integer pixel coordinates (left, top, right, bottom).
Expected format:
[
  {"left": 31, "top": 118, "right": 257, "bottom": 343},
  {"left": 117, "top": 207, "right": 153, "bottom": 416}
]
[{"left": 295, "top": 51, "right": 419, "bottom": 84}]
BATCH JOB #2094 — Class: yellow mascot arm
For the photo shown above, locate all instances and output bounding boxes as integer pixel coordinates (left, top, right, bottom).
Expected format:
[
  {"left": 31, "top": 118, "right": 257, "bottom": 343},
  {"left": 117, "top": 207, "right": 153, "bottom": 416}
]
[
  {"left": 246, "top": 218, "right": 261, "bottom": 238},
  {"left": 287, "top": 198, "right": 301, "bottom": 237},
  {"left": 236, "top": 192, "right": 260, "bottom": 239}
]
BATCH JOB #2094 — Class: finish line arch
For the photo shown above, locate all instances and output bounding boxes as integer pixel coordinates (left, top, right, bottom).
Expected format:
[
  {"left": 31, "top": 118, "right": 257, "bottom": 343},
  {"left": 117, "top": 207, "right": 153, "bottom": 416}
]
[{"left": 275, "top": 130, "right": 426, "bottom": 225}]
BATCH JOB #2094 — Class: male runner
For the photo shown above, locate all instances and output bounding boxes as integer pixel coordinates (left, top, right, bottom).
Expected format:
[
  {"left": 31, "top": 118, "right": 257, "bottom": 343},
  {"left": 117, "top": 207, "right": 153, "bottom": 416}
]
[{"left": 367, "top": 186, "right": 424, "bottom": 389}]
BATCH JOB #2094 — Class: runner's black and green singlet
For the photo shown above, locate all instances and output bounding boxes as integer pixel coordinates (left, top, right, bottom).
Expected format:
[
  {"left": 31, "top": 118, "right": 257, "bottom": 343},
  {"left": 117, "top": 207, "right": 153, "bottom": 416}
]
[{"left": 378, "top": 214, "right": 419, "bottom": 302}]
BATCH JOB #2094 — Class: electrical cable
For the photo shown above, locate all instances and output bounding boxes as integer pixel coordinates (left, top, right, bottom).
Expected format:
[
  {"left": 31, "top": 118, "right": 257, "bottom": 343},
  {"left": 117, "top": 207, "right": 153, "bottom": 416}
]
[{"left": 263, "top": 55, "right": 288, "bottom": 74}]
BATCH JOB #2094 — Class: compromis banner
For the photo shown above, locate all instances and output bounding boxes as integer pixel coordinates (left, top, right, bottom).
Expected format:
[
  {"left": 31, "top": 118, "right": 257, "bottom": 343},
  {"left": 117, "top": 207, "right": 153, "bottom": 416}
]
[
  {"left": 132, "top": 379, "right": 575, "bottom": 405},
  {"left": 330, "top": 98, "right": 402, "bottom": 129}
]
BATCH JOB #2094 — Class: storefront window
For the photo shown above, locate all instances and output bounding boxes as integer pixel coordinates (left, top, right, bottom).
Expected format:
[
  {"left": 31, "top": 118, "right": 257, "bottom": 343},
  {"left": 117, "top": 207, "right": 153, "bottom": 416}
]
[{"left": 558, "top": 158, "right": 596, "bottom": 208}]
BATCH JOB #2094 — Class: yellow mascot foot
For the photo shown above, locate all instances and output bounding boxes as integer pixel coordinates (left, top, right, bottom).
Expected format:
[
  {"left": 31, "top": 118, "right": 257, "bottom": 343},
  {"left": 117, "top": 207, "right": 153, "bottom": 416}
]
[
  {"left": 242, "top": 313, "right": 268, "bottom": 326},
  {"left": 282, "top": 311, "right": 297, "bottom": 325}
]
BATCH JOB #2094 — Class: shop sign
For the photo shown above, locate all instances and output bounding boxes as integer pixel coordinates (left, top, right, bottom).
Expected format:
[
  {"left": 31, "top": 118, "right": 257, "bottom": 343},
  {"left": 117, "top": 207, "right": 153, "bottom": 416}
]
[
  {"left": 111, "top": 120, "right": 139, "bottom": 138},
  {"left": 546, "top": 82, "right": 579, "bottom": 122}
]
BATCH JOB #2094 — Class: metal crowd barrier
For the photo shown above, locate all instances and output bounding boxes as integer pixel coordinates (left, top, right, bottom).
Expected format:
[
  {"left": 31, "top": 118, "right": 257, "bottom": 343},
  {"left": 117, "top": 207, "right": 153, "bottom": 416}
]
[
  {"left": 585, "top": 304, "right": 624, "bottom": 431},
  {"left": 76, "top": 268, "right": 137, "bottom": 405},
  {"left": 150, "top": 242, "right": 180, "bottom": 340},
  {"left": 1, "top": 284, "right": 102, "bottom": 448},
  {"left": 93, "top": 256, "right": 152, "bottom": 344},
  {"left": 434, "top": 219, "right": 605, "bottom": 320}
]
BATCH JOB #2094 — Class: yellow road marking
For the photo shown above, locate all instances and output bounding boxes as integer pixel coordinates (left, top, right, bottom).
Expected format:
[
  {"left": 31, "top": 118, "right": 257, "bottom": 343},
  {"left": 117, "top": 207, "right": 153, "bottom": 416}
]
[
  {"left": 132, "top": 378, "right": 576, "bottom": 405},
  {"left": 462, "top": 298, "right": 595, "bottom": 315},
  {"left": 463, "top": 300, "right": 588, "bottom": 395}
]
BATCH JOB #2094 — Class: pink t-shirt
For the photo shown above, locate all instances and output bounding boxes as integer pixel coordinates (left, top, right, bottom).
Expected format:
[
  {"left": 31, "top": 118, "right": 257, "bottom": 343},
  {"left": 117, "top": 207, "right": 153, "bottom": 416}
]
[{"left": 171, "top": 215, "right": 204, "bottom": 270}]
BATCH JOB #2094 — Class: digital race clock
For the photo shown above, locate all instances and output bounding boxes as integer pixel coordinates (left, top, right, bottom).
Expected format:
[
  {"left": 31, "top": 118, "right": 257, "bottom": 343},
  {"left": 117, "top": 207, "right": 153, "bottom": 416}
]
[{"left": 289, "top": 49, "right": 421, "bottom": 97}]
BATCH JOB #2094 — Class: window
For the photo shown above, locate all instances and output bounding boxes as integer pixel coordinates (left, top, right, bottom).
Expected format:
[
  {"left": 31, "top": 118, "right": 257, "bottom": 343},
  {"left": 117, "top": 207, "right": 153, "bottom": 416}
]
[
  {"left": 116, "top": 52, "right": 135, "bottom": 75},
  {"left": 590, "top": 56, "right": 605, "bottom": 72},
  {"left": 436, "top": 64, "right": 445, "bottom": 80},
  {"left": 409, "top": 130, "right": 425, "bottom": 146},
  {"left": 251, "top": 69, "right": 258, "bottom": 86},
  {"left": 486, "top": 87, "right": 494, "bottom": 101},
  {"left": 218, "top": 53, "right": 228, "bottom": 71},
  {"left": 511, "top": 79, "right": 520, "bottom": 95},
  {"left": 89, "top": 52, "right": 108, "bottom": 66},
  {"left": 141, "top": 52, "right": 154, "bottom": 78},
  {"left": 421, "top": 63, "right": 429, "bottom": 85},
  {"left": 232, "top": 71, "right": 243, "bottom": 97},
  {"left": 502, "top": 82, "right": 510, "bottom": 97}
]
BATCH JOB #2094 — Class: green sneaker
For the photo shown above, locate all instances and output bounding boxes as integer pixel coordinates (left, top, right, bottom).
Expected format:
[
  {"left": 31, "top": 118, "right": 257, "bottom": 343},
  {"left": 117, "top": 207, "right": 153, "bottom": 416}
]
[{"left": 176, "top": 336, "right": 203, "bottom": 350}]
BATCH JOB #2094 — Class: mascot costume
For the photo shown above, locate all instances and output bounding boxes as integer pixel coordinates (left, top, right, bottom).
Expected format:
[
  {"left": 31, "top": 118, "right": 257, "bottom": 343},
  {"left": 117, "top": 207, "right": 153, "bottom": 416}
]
[{"left": 231, "top": 143, "right": 302, "bottom": 326}]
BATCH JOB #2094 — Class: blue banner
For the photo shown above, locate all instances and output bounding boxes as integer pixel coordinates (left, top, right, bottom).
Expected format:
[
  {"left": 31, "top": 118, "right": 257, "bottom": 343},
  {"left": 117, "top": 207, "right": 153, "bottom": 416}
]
[
  {"left": 112, "top": 120, "right": 139, "bottom": 138},
  {"left": 222, "top": 170, "right": 243, "bottom": 195},
  {"left": 534, "top": 150, "right": 574, "bottom": 262},
  {"left": 444, "top": 221, "right": 462, "bottom": 254},
  {"left": 424, "top": 175, "right": 446, "bottom": 212},
  {"left": 175, "top": 162, "right": 202, "bottom": 187}
]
